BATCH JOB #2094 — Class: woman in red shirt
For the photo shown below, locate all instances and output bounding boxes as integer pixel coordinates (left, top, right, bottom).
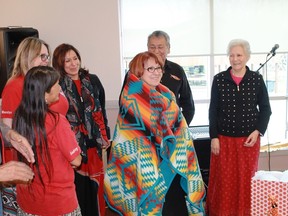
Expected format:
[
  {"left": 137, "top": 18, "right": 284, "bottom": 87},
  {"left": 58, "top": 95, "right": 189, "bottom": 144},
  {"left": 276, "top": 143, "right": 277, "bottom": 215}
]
[
  {"left": 1, "top": 37, "right": 69, "bottom": 215},
  {"left": 1, "top": 37, "right": 69, "bottom": 127},
  {"left": 13, "top": 66, "right": 82, "bottom": 216}
]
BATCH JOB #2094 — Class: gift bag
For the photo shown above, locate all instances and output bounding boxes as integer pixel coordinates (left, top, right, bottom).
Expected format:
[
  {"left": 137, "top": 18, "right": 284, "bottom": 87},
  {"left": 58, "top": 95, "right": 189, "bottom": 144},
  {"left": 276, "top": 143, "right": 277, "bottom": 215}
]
[{"left": 251, "top": 171, "right": 288, "bottom": 216}]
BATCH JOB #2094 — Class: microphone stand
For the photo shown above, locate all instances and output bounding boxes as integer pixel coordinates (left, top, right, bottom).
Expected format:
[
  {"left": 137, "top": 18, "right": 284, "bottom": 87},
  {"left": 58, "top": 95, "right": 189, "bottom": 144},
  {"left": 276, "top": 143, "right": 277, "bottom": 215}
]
[
  {"left": 257, "top": 51, "right": 277, "bottom": 171},
  {"left": 256, "top": 52, "right": 276, "bottom": 72}
]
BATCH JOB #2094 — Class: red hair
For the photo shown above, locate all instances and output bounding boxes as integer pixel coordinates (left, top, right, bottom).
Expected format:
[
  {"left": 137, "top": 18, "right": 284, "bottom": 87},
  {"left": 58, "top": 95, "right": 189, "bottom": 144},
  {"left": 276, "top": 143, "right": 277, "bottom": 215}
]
[{"left": 129, "top": 51, "right": 163, "bottom": 77}]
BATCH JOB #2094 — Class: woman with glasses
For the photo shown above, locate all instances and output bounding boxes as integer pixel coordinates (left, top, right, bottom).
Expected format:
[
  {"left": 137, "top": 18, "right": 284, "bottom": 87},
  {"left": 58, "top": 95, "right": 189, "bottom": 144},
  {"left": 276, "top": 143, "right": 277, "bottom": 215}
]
[
  {"left": 1, "top": 37, "right": 69, "bottom": 127},
  {"left": 104, "top": 51, "right": 205, "bottom": 215},
  {"left": 0, "top": 37, "right": 69, "bottom": 216},
  {"left": 52, "top": 43, "right": 110, "bottom": 216}
]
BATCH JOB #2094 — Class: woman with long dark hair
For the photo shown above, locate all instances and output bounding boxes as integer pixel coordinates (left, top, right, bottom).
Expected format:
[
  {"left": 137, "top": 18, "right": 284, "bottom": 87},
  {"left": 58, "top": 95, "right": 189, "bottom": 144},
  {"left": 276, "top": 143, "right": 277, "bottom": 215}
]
[
  {"left": 13, "top": 66, "right": 82, "bottom": 215},
  {"left": 1, "top": 37, "right": 69, "bottom": 215}
]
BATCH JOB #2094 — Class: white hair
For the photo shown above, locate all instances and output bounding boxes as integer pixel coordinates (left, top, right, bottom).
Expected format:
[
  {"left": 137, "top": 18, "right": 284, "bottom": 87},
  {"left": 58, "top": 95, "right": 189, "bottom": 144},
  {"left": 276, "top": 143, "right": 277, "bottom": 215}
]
[{"left": 227, "top": 39, "right": 251, "bottom": 59}]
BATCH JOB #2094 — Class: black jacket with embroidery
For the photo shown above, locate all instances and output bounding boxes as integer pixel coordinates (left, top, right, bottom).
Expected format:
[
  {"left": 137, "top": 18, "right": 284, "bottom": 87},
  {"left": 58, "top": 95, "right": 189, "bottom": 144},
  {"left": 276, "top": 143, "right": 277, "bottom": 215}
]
[{"left": 209, "top": 66, "right": 272, "bottom": 139}]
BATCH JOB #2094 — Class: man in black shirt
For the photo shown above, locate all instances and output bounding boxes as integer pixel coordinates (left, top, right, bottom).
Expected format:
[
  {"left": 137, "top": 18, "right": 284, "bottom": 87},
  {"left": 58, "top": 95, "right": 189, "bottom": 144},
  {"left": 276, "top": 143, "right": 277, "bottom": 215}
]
[{"left": 147, "top": 30, "right": 195, "bottom": 125}]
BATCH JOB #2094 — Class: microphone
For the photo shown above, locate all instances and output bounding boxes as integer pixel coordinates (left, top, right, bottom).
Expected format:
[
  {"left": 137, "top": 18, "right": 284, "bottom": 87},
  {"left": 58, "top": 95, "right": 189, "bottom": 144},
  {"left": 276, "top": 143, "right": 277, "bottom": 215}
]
[{"left": 267, "top": 44, "right": 279, "bottom": 56}]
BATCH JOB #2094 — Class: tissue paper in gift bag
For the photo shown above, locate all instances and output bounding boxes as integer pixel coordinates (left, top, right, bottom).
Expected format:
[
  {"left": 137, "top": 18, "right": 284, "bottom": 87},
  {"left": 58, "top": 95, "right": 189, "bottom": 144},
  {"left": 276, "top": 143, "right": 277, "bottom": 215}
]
[{"left": 251, "top": 179, "right": 288, "bottom": 215}]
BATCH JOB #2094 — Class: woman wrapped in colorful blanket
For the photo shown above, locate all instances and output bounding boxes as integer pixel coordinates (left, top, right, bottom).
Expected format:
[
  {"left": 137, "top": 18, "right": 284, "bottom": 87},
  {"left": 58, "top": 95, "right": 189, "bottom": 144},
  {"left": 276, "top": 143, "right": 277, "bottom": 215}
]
[{"left": 104, "top": 51, "right": 206, "bottom": 215}]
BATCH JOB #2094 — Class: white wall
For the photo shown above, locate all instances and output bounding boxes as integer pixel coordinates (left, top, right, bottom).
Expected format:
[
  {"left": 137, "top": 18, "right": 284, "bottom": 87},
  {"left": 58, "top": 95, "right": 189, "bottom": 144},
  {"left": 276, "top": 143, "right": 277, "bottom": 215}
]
[{"left": 0, "top": 0, "right": 122, "bottom": 129}]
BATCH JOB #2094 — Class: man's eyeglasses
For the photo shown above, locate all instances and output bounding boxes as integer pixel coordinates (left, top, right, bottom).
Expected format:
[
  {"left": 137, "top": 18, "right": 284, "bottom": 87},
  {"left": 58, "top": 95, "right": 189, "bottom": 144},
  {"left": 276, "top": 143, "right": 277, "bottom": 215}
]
[
  {"left": 39, "top": 54, "right": 50, "bottom": 62},
  {"left": 144, "top": 66, "right": 163, "bottom": 73}
]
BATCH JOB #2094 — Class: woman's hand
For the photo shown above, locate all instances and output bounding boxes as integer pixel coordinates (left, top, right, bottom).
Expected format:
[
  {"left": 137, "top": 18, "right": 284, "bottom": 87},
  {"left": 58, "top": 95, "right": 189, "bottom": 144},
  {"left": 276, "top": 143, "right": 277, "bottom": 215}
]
[
  {"left": 6, "top": 130, "right": 35, "bottom": 163},
  {"left": 244, "top": 130, "right": 260, "bottom": 147},
  {"left": 0, "top": 161, "right": 34, "bottom": 183},
  {"left": 102, "top": 141, "right": 111, "bottom": 150},
  {"left": 211, "top": 138, "right": 220, "bottom": 155}
]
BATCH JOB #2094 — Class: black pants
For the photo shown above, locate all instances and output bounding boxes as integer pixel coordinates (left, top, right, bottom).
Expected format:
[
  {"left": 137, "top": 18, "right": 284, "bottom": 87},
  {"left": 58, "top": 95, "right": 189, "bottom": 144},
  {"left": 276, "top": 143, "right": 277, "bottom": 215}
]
[
  {"left": 162, "top": 174, "right": 189, "bottom": 216},
  {"left": 75, "top": 172, "right": 99, "bottom": 216}
]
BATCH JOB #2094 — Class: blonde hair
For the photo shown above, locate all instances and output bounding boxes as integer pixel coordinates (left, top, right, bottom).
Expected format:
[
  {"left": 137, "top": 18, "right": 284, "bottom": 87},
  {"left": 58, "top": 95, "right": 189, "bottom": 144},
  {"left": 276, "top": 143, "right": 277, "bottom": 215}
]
[{"left": 11, "top": 37, "right": 50, "bottom": 77}]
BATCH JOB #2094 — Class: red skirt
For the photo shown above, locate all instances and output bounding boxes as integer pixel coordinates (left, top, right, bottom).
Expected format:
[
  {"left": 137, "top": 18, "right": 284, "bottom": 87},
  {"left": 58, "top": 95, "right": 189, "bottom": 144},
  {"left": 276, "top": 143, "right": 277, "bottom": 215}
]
[{"left": 206, "top": 135, "right": 260, "bottom": 216}]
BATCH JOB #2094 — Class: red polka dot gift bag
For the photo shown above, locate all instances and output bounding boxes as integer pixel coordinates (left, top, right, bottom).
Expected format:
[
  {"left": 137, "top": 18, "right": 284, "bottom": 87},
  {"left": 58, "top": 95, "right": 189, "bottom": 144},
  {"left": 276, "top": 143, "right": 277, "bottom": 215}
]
[{"left": 251, "top": 170, "right": 288, "bottom": 216}]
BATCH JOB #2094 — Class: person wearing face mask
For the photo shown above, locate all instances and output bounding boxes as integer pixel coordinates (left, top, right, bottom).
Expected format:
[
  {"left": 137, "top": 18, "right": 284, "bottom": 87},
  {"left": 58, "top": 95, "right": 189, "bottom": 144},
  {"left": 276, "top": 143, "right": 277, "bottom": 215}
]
[
  {"left": 206, "top": 39, "right": 272, "bottom": 215},
  {"left": 104, "top": 51, "right": 205, "bottom": 216},
  {"left": 52, "top": 44, "right": 110, "bottom": 216},
  {"left": 1, "top": 37, "right": 69, "bottom": 215}
]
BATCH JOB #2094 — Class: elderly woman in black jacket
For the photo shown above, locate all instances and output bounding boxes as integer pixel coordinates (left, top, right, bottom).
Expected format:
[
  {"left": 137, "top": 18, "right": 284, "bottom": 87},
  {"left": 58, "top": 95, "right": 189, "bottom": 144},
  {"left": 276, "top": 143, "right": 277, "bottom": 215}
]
[{"left": 206, "top": 39, "right": 272, "bottom": 216}]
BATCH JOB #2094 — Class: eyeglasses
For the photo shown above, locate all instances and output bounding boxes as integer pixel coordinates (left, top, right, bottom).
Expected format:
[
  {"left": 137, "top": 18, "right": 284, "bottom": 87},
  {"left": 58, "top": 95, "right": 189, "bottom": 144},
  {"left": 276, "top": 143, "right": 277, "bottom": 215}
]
[
  {"left": 144, "top": 66, "right": 163, "bottom": 73},
  {"left": 39, "top": 54, "right": 50, "bottom": 62}
]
